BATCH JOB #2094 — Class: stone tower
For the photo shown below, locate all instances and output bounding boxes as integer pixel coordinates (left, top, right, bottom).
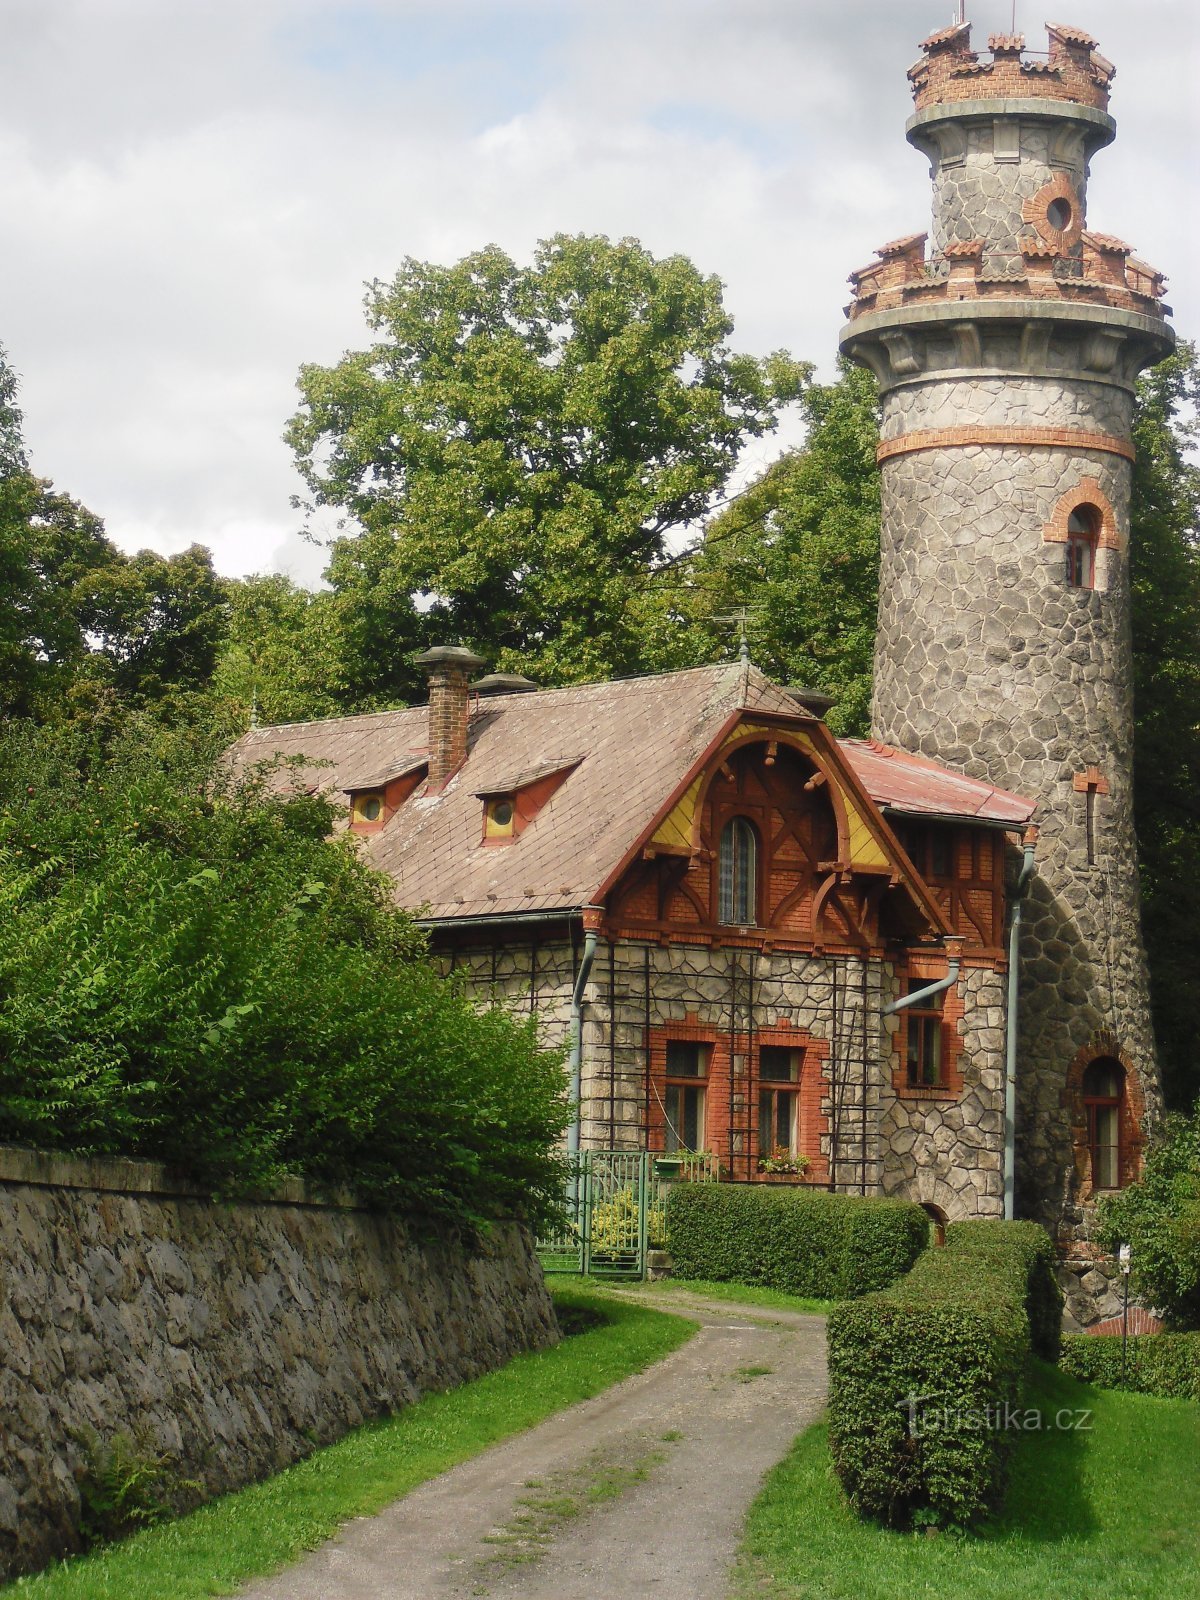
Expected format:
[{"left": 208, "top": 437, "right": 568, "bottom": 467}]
[{"left": 839, "top": 23, "right": 1174, "bottom": 1239}]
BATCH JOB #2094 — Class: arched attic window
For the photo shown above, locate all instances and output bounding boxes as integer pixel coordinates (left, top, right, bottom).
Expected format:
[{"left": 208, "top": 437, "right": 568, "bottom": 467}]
[
  {"left": 1066, "top": 504, "right": 1100, "bottom": 589},
  {"left": 718, "top": 816, "right": 758, "bottom": 926},
  {"left": 1083, "top": 1057, "right": 1125, "bottom": 1190}
]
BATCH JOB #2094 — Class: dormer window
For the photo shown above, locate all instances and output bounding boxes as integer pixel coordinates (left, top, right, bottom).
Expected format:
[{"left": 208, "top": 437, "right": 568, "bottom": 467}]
[
  {"left": 483, "top": 795, "right": 517, "bottom": 840},
  {"left": 343, "top": 756, "right": 428, "bottom": 834},
  {"left": 475, "top": 758, "right": 581, "bottom": 846}
]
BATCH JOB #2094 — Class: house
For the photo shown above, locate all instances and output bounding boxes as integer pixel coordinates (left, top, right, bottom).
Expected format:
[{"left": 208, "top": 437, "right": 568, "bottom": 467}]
[{"left": 229, "top": 646, "right": 1036, "bottom": 1228}]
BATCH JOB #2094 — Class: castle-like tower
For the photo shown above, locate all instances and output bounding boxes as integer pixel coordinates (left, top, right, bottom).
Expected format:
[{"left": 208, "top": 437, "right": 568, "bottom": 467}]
[{"left": 840, "top": 23, "right": 1174, "bottom": 1238}]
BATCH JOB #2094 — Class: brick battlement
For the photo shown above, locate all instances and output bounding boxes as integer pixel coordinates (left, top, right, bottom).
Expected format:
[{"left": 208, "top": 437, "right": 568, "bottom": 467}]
[
  {"left": 908, "top": 21, "right": 1114, "bottom": 113},
  {"left": 846, "top": 230, "right": 1168, "bottom": 323}
]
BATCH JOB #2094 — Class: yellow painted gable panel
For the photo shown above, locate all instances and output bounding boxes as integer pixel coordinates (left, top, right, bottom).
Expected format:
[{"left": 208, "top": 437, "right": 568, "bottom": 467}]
[{"left": 648, "top": 722, "right": 891, "bottom": 872}]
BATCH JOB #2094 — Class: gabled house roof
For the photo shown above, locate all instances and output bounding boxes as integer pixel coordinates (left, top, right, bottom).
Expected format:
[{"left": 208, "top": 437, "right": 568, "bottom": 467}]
[{"left": 227, "top": 662, "right": 1035, "bottom": 924}]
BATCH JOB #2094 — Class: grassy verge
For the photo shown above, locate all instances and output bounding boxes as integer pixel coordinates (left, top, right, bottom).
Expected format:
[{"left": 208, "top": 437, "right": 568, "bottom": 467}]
[
  {"left": 737, "top": 1361, "right": 1200, "bottom": 1600},
  {"left": 610, "top": 1276, "right": 834, "bottom": 1316},
  {"left": 6, "top": 1286, "right": 694, "bottom": 1600}
]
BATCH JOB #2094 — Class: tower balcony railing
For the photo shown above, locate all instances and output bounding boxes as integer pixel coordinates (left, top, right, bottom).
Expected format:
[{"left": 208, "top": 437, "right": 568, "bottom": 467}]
[{"left": 845, "top": 230, "right": 1170, "bottom": 324}]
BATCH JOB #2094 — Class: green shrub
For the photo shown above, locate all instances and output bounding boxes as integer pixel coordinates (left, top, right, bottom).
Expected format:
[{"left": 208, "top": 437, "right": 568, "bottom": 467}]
[
  {"left": 76, "top": 1429, "right": 199, "bottom": 1549},
  {"left": 664, "top": 1183, "right": 929, "bottom": 1300},
  {"left": 0, "top": 718, "right": 569, "bottom": 1232},
  {"left": 1060, "top": 1332, "right": 1200, "bottom": 1400},
  {"left": 1097, "top": 1105, "right": 1200, "bottom": 1329},
  {"left": 827, "top": 1219, "right": 1062, "bottom": 1529}
]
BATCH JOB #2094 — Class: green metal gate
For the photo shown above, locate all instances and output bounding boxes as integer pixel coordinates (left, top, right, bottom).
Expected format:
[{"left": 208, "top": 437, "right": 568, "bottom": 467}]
[{"left": 537, "top": 1150, "right": 716, "bottom": 1279}]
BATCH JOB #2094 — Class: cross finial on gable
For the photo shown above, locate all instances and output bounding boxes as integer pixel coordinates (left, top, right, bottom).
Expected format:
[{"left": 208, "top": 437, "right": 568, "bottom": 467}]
[{"left": 714, "top": 606, "right": 755, "bottom": 664}]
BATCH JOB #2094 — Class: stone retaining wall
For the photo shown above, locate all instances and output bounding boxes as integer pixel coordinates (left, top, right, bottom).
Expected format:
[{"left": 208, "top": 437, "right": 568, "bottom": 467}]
[{"left": 0, "top": 1146, "right": 557, "bottom": 1582}]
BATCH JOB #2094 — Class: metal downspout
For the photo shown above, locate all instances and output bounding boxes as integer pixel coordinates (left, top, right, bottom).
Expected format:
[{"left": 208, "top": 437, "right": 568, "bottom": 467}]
[
  {"left": 1004, "top": 827, "right": 1039, "bottom": 1221},
  {"left": 568, "top": 919, "right": 601, "bottom": 1158},
  {"left": 883, "top": 935, "right": 965, "bottom": 1016}
]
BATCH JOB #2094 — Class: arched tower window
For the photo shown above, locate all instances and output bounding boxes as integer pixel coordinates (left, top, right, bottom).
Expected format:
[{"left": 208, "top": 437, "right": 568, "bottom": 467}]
[
  {"left": 1082, "top": 1057, "right": 1125, "bottom": 1190},
  {"left": 1065, "top": 504, "right": 1100, "bottom": 589},
  {"left": 718, "top": 817, "right": 758, "bottom": 925}
]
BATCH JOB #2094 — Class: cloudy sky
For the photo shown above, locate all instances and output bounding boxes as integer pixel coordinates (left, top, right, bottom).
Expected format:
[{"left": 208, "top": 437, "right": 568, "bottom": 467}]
[{"left": 3, "top": 0, "right": 1196, "bottom": 585}]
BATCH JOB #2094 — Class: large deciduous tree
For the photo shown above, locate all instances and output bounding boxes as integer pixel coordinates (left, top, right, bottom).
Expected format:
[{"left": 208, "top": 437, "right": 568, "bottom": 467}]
[
  {"left": 287, "top": 234, "right": 805, "bottom": 700},
  {"left": 1127, "top": 347, "right": 1200, "bottom": 1113}
]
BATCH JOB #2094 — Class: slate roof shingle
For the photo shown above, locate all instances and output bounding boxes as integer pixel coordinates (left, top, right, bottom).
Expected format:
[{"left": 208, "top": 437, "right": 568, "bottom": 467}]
[{"left": 228, "top": 663, "right": 1036, "bottom": 923}]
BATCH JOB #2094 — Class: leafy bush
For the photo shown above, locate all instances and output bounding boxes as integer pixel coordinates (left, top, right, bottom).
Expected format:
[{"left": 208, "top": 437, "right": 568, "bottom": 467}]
[
  {"left": 1098, "top": 1105, "right": 1200, "bottom": 1329},
  {"left": 75, "top": 1430, "right": 199, "bottom": 1549},
  {"left": 1060, "top": 1332, "right": 1200, "bottom": 1400},
  {"left": 0, "top": 717, "right": 569, "bottom": 1231},
  {"left": 664, "top": 1183, "right": 929, "bottom": 1300},
  {"left": 827, "top": 1220, "right": 1062, "bottom": 1529}
]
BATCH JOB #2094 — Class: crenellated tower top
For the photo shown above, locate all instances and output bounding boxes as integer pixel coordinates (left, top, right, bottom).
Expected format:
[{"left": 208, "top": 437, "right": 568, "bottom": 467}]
[
  {"left": 908, "top": 21, "right": 1115, "bottom": 114},
  {"left": 841, "top": 21, "right": 1172, "bottom": 390}
]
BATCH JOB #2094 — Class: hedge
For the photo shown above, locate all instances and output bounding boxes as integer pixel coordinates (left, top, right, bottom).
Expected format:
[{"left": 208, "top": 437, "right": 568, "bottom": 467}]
[
  {"left": 1060, "top": 1332, "right": 1200, "bottom": 1400},
  {"left": 827, "top": 1219, "right": 1062, "bottom": 1529},
  {"left": 664, "top": 1183, "right": 929, "bottom": 1300}
]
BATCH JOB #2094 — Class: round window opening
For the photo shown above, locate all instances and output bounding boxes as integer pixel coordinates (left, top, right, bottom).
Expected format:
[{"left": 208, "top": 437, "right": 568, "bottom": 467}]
[
  {"left": 361, "top": 795, "right": 382, "bottom": 822},
  {"left": 1046, "top": 197, "right": 1073, "bottom": 232},
  {"left": 491, "top": 798, "right": 515, "bottom": 827}
]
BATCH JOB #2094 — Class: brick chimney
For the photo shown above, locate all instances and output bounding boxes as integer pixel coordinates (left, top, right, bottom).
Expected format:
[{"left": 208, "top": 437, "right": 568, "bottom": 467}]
[{"left": 415, "top": 646, "right": 486, "bottom": 792}]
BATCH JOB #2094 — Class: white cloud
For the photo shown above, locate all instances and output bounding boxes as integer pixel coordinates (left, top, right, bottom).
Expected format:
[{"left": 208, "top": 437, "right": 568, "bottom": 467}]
[{"left": 2, "top": 0, "right": 1195, "bottom": 581}]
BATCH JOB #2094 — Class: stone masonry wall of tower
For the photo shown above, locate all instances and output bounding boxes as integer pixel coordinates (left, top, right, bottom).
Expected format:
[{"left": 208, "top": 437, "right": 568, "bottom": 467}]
[{"left": 839, "top": 22, "right": 1174, "bottom": 1247}]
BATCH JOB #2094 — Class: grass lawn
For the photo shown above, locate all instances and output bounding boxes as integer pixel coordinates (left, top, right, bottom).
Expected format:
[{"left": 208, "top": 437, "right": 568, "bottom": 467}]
[
  {"left": 610, "top": 1276, "right": 834, "bottom": 1317},
  {"left": 737, "top": 1360, "right": 1200, "bottom": 1600},
  {"left": 5, "top": 1285, "right": 694, "bottom": 1600}
]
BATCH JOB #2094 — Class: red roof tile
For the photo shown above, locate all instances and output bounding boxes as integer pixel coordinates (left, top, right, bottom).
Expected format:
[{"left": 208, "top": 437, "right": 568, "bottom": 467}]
[{"left": 840, "top": 739, "right": 1037, "bottom": 826}]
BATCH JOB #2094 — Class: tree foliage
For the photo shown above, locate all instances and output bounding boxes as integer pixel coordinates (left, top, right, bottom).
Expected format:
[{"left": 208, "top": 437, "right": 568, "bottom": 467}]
[
  {"left": 287, "top": 234, "right": 805, "bottom": 700},
  {"left": 673, "top": 360, "right": 880, "bottom": 734},
  {"left": 0, "top": 345, "right": 231, "bottom": 718},
  {"left": 1127, "top": 347, "right": 1200, "bottom": 1112},
  {"left": 0, "top": 717, "right": 569, "bottom": 1229},
  {"left": 1099, "top": 1106, "right": 1200, "bottom": 1328}
]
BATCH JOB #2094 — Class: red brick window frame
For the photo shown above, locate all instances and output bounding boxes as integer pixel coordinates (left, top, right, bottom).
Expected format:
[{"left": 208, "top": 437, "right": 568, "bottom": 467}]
[
  {"left": 752, "top": 1026, "right": 830, "bottom": 1183},
  {"left": 647, "top": 1020, "right": 829, "bottom": 1182},
  {"left": 1065, "top": 1032, "right": 1146, "bottom": 1199},
  {"left": 1022, "top": 172, "right": 1084, "bottom": 253},
  {"left": 890, "top": 959, "right": 964, "bottom": 1101},
  {"left": 1044, "top": 481, "right": 1119, "bottom": 592},
  {"left": 647, "top": 1022, "right": 719, "bottom": 1156},
  {"left": 757, "top": 1043, "right": 802, "bottom": 1166}
]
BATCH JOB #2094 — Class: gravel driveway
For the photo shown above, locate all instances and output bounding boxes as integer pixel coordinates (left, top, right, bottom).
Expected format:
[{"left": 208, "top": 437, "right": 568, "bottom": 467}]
[{"left": 236, "top": 1286, "right": 827, "bottom": 1600}]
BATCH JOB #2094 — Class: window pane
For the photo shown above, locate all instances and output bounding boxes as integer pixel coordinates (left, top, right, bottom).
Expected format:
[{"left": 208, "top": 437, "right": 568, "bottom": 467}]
[
  {"left": 666, "top": 1081, "right": 704, "bottom": 1152},
  {"left": 758, "top": 1092, "right": 773, "bottom": 1153},
  {"left": 775, "top": 1091, "right": 793, "bottom": 1151},
  {"left": 759, "top": 1046, "right": 795, "bottom": 1082},
  {"left": 665, "top": 1085, "right": 681, "bottom": 1152},
  {"left": 718, "top": 826, "right": 735, "bottom": 922},
  {"left": 1093, "top": 1104, "right": 1119, "bottom": 1188},
  {"left": 683, "top": 1086, "right": 703, "bottom": 1150},
  {"left": 719, "top": 817, "right": 757, "bottom": 925},
  {"left": 922, "top": 1019, "right": 942, "bottom": 1085},
  {"left": 1083, "top": 1059, "right": 1122, "bottom": 1099},
  {"left": 666, "top": 1041, "right": 705, "bottom": 1078}
]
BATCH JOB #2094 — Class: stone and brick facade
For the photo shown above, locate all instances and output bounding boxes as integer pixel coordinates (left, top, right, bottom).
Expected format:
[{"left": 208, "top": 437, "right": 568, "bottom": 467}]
[{"left": 840, "top": 21, "right": 1173, "bottom": 1312}]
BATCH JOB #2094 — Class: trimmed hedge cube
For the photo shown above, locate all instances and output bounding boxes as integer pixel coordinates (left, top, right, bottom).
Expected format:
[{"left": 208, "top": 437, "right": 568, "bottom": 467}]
[
  {"left": 664, "top": 1183, "right": 929, "bottom": 1300},
  {"left": 827, "top": 1219, "right": 1062, "bottom": 1528}
]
